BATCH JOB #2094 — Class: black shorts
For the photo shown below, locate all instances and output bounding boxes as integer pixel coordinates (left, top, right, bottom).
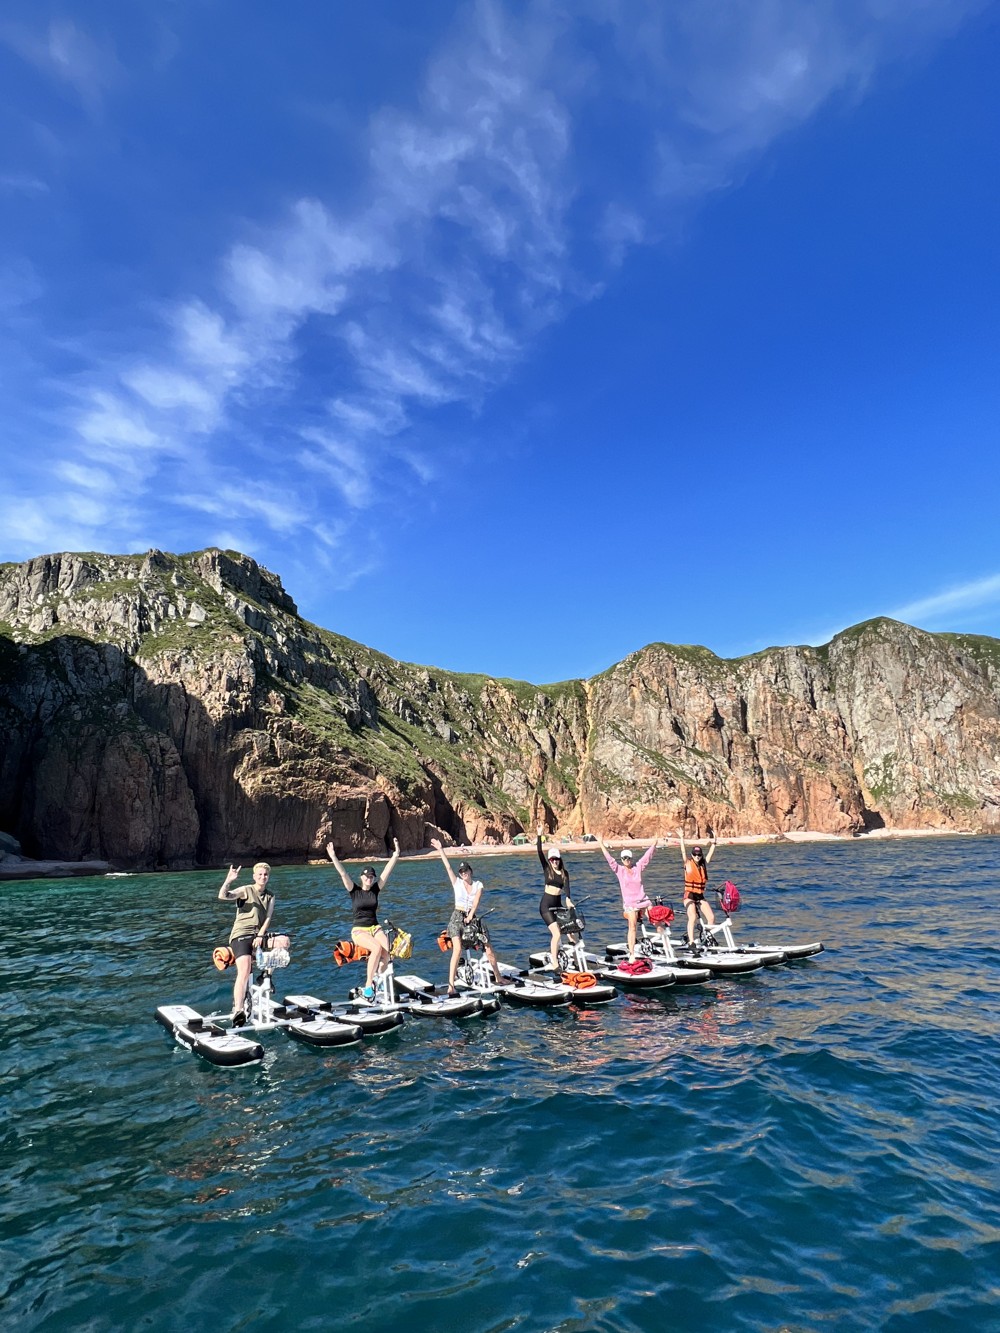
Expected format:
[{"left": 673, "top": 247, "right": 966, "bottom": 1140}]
[{"left": 231, "top": 934, "right": 256, "bottom": 960}]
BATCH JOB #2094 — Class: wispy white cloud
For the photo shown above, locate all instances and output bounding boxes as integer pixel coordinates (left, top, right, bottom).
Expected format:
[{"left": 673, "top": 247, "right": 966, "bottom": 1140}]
[
  {"left": 0, "top": 172, "right": 49, "bottom": 196},
  {"left": 889, "top": 574, "right": 1000, "bottom": 625},
  {"left": 1, "top": 18, "right": 120, "bottom": 114},
  {"left": 0, "top": 0, "right": 987, "bottom": 581}
]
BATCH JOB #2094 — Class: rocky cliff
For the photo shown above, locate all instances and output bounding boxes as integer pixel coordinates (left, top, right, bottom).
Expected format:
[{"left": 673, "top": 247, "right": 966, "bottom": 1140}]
[{"left": 1, "top": 548, "right": 998, "bottom": 866}]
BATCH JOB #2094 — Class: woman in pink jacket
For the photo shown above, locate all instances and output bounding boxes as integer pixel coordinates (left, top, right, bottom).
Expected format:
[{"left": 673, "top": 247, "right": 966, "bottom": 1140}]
[{"left": 596, "top": 835, "right": 658, "bottom": 961}]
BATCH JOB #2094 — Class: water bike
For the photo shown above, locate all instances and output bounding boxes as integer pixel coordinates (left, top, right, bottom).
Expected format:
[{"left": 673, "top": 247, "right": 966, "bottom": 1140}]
[
  {"left": 281, "top": 993, "right": 404, "bottom": 1035},
  {"left": 447, "top": 912, "right": 576, "bottom": 1008},
  {"left": 156, "top": 937, "right": 364, "bottom": 1065},
  {"left": 337, "top": 920, "right": 497, "bottom": 1019},
  {"left": 154, "top": 1005, "right": 264, "bottom": 1067},
  {"left": 524, "top": 903, "right": 625, "bottom": 1000},
  {"left": 606, "top": 894, "right": 772, "bottom": 975},
  {"left": 697, "top": 889, "right": 823, "bottom": 960}
]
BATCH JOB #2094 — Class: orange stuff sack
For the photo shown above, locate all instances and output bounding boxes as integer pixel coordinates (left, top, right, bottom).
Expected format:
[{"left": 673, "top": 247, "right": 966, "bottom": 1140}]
[
  {"left": 333, "top": 939, "right": 371, "bottom": 966},
  {"left": 437, "top": 931, "right": 453, "bottom": 952},
  {"left": 212, "top": 946, "right": 235, "bottom": 971},
  {"left": 561, "top": 971, "right": 598, "bottom": 989}
]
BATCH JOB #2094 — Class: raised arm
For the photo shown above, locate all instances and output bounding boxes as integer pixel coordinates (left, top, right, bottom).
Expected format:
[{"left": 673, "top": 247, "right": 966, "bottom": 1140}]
[
  {"left": 676, "top": 829, "right": 688, "bottom": 862},
  {"left": 218, "top": 865, "right": 245, "bottom": 902},
  {"left": 704, "top": 830, "right": 717, "bottom": 864},
  {"left": 325, "top": 843, "right": 355, "bottom": 893},
  {"left": 379, "top": 837, "right": 402, "bottom": 887},
  {"left": 430, "top": 837, "right": 455, "bottom": 885},
  {"left": 537, "top": 826, "right": 548, "bottom": 870},
  {"left": 636, "top": 838, "right": 656, "bottom": 871},
  {"left": 595, "top": 833, "right": 618, "bottom": 872}
]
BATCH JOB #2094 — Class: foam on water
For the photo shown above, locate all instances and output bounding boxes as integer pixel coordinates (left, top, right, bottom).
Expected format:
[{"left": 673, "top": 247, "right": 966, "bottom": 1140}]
[{"left": 3, "top": 838, "right": 999, "bottom": 1331}]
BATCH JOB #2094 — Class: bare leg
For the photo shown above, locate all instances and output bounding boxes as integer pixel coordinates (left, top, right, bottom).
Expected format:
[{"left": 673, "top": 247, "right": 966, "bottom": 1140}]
[
  {"left": 448, "top": 936, "right": 462, "bottom": 992},
  {"left": 232, "top": 954, "right": 252, "bottom": 1016},
  {"left": 625, "top": 910, "right": 638, "bottom": 960},
  {"left": 686, "top": 899, "right": 698, "bottom": 944},
  {"left": 354, "top": 929, "right": 389, "bottom": 986},
  {"left": 486, "top": 944, "right": 504, "bottom": 984}
]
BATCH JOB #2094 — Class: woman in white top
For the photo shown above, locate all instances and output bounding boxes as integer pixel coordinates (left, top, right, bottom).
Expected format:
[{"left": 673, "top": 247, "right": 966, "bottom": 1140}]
[{"left": 430, "top": 838, "right": 506, "bottom": 994}]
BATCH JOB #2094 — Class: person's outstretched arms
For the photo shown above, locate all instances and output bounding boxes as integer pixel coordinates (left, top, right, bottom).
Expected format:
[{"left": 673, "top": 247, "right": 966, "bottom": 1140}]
[
  {"left": 380, "top": 837, "right": 402, "bottom": 886},
  {"left": 430, "top": 837, "right": 455, "bottom": 886},
  {"left": 595, "top": 833, "right": 618, "bottom": 872},
  {"left": 635, "top": 837, "right": 656, "bottom": 872},
  {"left": 325, "top": 843, "right": 355, "bottom": 893},
  {"left": 677, "top": 829, "right": 688, "bottom": 862},
  {"left": 705, "top": 829, "right": 717, "bottom": 864}
]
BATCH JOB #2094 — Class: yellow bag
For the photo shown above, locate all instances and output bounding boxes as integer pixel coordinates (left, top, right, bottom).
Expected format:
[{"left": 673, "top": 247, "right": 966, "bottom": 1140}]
[{"left": 390, "top": 929, "right": 413, "bottom": 960}]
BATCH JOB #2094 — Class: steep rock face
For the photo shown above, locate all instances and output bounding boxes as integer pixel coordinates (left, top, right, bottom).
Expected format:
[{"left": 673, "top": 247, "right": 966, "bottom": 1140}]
[
  {"left": 829, "top": 622, "right": 1000, "bottom": 827},
  {"left": 2, "top": 550, "right": 999, "bottom": 867},
  {"left": 579, "top": 642, "right": 868, "bottom": 837}
]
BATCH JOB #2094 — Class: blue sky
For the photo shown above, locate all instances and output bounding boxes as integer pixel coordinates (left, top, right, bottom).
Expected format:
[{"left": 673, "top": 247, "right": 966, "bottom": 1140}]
[{"left": 1, "top": 1, "right": 998, "bottom": 683}]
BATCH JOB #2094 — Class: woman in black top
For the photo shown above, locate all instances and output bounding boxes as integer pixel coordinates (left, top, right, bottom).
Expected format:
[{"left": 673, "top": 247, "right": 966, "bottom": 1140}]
[
  {"left": 537, "top": 825, "right": 575, "bottom": 971},
  {"left": 327, "top": 837, "right": 401, "bottom": 999}
]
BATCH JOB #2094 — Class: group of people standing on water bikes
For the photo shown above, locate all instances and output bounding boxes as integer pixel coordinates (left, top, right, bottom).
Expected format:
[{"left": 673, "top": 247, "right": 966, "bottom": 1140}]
[{"left": 216, "top": 826, "right": 720, "bottom": 1019}]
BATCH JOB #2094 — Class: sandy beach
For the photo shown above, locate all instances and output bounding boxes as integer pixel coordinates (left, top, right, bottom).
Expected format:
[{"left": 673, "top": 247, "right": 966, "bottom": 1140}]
[
  {"left": 388, "top": 825, "right": 977, "bottom": 865},
  {"left": 0, "top": 826, "right": 977, "bottom": 879}
]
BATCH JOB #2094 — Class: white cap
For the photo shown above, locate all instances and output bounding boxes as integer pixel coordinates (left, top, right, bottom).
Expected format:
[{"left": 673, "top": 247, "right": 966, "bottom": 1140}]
[
  {"left": 546, "top": 846, "right": 561, "bottom": 860},
  {"left": 621, "top": 849, "right": 634, "bottom": 860}
]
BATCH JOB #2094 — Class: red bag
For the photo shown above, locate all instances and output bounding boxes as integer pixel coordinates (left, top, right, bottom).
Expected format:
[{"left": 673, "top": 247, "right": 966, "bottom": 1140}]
[
  {"left": 647, "top": 904, "right": 674, "bottom": 925},
  {"left": 617, "top": 958, "right": 653, "bottom": 975},
  {"left": 719, "top": 881, "right": 742, "bottom": 914}
]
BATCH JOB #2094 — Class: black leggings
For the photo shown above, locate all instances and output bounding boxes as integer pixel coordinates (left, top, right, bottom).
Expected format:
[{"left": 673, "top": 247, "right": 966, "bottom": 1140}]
[{"left": 539, "top": 893, "right": 563, "bottom": 927}]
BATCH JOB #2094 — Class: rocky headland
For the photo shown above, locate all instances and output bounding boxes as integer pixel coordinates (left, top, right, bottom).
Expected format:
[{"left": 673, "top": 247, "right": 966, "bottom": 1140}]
[{"left": 1, "top": 548, "right": 999, "bottom": 869}]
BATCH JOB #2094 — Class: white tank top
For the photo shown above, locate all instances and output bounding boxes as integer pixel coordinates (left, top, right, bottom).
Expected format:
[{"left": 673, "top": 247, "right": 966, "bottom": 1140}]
[{"left": 453, "top": 877, "right": 482, "bottom": 910}]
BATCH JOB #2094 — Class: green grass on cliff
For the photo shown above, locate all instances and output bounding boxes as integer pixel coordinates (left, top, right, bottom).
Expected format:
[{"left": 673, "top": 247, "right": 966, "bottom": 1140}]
[{"left": 937, "top": 632, "right": 1000, "bottom": 675}]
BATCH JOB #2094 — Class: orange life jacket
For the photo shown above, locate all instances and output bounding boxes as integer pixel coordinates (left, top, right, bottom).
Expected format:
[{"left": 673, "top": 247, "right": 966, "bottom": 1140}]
[
  {"left": 561, "top": 971, "right": 597, "bottom": 989},
  {"left": 437, "top": 931, "right": 453, "bottom": 952},
  {"left": 333, "top": 939, "right": 371, "bottom": 966},
  {"left": 684, "top": 858, "right": 707, "bottom": 894}
]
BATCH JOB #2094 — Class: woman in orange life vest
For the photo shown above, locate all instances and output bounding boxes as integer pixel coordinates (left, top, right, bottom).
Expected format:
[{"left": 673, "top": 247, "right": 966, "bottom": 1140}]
[
  {"left": 677, "top": 828, "right": 717, "bottom": 945},
  {"left": 326, "top": 838, "right": 401, "bottom": 1000},
  {"left": 218, "top": 862, "right": 275, "bottom": 1025}
]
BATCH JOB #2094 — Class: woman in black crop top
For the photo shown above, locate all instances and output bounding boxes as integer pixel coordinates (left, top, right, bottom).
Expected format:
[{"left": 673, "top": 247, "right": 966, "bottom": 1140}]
[
  {"left": 327, "top": 837, "right": 400, "bottom": 998},
  {"left": 537, "top": 825, "right": 575, "bottom": 971}
]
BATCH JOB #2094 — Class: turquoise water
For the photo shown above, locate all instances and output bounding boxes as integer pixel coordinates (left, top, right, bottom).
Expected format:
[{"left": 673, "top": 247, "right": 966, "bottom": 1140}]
[{"left": 3, "top": 838, "right": 999, "bottom": 1332}]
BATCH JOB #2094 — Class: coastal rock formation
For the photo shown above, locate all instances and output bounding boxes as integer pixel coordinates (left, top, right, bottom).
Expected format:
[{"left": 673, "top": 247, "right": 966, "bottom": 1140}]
[{"left": 1, "top": 548, "right": 998, "bottom": 867}]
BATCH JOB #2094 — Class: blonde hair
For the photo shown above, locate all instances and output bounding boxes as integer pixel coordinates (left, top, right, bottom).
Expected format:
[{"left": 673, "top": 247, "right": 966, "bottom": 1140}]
[{"left": 253, "top": 861, "right": 272, "bottom": 873}]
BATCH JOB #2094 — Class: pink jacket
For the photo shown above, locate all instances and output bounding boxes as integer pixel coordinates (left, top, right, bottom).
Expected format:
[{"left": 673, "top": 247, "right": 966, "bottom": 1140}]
[{"left": 603, "top": 845, "right": 655, "bottom": 909}]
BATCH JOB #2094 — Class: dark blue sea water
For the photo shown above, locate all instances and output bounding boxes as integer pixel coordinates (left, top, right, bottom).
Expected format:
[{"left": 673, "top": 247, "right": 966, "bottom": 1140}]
[{"left": 3, "top": 838, "right": 1000, "bottom": 1332}]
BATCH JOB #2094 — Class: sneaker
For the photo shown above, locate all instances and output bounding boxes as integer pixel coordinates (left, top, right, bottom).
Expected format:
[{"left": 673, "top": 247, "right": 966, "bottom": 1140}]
[
  {"left": 362, "top": 984, "right": 375, "bottom": 1001},
  {"left": 231, "top": 1009, "right": 247, "bottom": 1027}
]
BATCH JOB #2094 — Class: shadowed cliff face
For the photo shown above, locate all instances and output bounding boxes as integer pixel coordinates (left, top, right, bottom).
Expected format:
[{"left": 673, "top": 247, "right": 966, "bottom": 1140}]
[{"left": 1, "top": 549, "right": 999, "bottom": 866}]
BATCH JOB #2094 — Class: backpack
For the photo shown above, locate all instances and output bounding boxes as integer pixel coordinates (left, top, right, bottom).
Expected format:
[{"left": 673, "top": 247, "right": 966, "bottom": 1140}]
[
  {"left": 617, "top": 958, "right": 653, "bottom": 975},
  {"left": 718, "top": 880, "right": 741, "bottom": 914},
  {"left": 647, "top": 904, "right": 674, "bottom": 925}
]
